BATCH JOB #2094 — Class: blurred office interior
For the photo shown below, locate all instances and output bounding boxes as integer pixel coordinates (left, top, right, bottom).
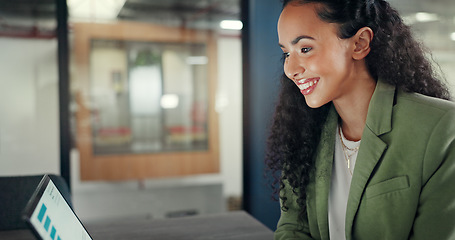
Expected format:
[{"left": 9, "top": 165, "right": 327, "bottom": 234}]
[
  {"left": 0, "top": 0, "right": 243, "bottom": 223},
  {"left": 0, "top": 0, "right": 454, "bottom": 231}
]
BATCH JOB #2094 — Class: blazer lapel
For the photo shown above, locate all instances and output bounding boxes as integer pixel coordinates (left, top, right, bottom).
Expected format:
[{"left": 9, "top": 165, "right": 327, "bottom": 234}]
[
  {"left": 345, "top": 128, "right": 387, "bottom": 238},
  {"left": 314, "top": 106, "right": 338, "bottom": 240},
  {"left": 345, "top": 80, "right": 395, "bottom": 238}
]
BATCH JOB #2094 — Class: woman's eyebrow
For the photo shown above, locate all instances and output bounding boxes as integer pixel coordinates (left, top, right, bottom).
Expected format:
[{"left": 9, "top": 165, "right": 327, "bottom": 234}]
[
  {"left": 291, "top": 35, "right": 315, "bottom": 45},
  {"left": 279, "top": 35, "right": 315, "bottom": 48}
]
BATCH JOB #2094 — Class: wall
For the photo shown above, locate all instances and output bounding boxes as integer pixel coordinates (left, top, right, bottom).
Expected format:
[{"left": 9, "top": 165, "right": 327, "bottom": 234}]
[
  {"left": 242, "top": 0, "right": 283, "bottom": 230},
  {"left": 434, "top": 51, "right": 455, "bottom": 93},
  {"left": 0, "top": 38, "right": 60, "bottom": 175},
  {"left": 217, "top": 36, "right": 243, "bottom": 197}
]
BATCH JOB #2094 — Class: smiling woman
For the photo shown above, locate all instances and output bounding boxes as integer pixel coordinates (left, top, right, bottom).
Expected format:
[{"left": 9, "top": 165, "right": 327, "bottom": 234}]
[
  {"left": 266, "top": 0, "right": 455, "bottom": 239},
  {"left": 277, "top": 3, "right": 375, "bottom": 111}
]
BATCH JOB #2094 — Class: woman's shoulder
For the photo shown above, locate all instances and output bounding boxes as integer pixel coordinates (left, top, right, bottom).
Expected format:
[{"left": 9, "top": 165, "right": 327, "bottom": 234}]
[
  {"left": 390, "top": 90, "right": 455, "bottom": 139},
  {"left": 396, "top": 90, "right": 455, "bottom": 116}
]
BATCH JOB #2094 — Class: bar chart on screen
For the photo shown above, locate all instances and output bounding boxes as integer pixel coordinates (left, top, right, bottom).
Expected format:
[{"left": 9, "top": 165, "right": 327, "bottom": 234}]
[
  {"left": 36, "top": 203, "right": 62, "bottom": 240},
  {"left": 27, "top": 177, "right": 92, "bottom": 240}
]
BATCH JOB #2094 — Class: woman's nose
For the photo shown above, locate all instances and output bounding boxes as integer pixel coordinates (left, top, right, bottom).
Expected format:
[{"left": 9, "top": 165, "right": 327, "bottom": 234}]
[{"left": 284, "top": 54, "right": 305, "bottom": 79}]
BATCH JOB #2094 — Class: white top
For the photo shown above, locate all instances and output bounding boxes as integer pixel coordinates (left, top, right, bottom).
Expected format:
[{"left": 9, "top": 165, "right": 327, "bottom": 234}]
[{"left": 328, "top": 125, "right": 360, "bottom": 240}]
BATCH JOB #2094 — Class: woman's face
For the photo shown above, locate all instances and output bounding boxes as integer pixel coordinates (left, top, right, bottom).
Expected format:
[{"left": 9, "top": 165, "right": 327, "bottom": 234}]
[{"left": 278, "top": 3, "right": 359, "bottom": 108}]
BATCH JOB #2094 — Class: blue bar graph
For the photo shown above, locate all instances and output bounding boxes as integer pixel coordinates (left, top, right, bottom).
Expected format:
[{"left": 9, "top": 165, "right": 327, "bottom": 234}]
[
  {"left": 37, "top": 204, "right": 47, "bottom": 223},
  {"left": 50, "top": 226, "right": 57, "bottom": 239},
  {"left": 36, "top": 202, "right": 64, "bottom": 239},
  {"left": 44, "top": 216, "right": 51, "bottom": 232}
]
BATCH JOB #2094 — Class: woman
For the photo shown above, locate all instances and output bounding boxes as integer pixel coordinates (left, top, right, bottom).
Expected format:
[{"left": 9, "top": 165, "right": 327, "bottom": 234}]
[{"left": 267, "top": 0, "right": 455, "bottom": 239}]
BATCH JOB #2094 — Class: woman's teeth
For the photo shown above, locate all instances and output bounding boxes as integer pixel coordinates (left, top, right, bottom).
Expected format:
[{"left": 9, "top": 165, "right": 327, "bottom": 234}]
[{"left": 299, "top": 79, "right": 318, "bottom": 90}]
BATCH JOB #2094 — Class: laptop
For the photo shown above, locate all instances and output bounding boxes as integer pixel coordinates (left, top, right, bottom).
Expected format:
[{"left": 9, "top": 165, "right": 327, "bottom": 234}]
[{"left": 22, "top": 174, "right": 93, "bottom": 240}]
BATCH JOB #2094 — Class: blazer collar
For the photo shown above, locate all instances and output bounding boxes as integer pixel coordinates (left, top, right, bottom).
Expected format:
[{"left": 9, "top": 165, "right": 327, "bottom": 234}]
[
  {"left": 364, "top": 79, "right": 395, "bottom": 136},
  {"left": 314, "top": 79, "right": 396, "bottom": 240},
  {"left": 346, "top": 79, "right": 395, "bottom": 238}
]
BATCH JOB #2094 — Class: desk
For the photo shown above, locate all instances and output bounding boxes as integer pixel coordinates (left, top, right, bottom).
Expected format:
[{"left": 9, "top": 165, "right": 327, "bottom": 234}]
[{"left": 0, "top": 211, "right": 273, "bottom": 240}]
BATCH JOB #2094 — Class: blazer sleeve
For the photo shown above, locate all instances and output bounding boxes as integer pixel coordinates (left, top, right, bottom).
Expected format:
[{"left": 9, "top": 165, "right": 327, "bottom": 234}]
[
  {"left": 410, "top": 109, "right": 455, "bottom": 239},
  {"left": 274, "top": 180, "right": 315, "bottom": 240}
]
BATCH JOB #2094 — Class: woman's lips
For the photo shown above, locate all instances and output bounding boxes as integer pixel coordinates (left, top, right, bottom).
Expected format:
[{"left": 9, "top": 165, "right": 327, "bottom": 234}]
[{"left": 296, "top": 77, "right": 319, "bottom": 95}]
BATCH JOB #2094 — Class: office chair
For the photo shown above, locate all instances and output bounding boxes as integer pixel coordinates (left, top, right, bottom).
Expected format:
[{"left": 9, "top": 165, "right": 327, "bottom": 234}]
[{"left": 0, "top": 174, "right": 72, "bottom": 230}]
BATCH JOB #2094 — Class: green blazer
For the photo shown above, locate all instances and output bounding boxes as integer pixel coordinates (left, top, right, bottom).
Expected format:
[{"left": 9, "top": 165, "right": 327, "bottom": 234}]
[{"left": 275, "top": 80, "right": 455, "bottom": 240}]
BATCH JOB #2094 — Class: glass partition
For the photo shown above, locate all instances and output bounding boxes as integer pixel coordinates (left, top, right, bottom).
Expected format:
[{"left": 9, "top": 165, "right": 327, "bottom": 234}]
[
  {"left": 90, "top": 40, "right": 209, "bottom": 155},
  {"left": 72, "top": 21, "right": 219, "bottom": 181}
]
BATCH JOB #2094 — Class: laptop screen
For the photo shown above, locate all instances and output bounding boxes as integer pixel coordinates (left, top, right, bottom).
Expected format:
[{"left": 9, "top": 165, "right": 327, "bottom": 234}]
[{"left": 22, "top": 175, "right": 92, "bottom": 240}]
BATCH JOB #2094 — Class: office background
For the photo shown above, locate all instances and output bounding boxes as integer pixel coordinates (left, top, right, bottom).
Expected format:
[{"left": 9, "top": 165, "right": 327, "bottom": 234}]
[{"left": 0, "top": 0, "right": 454, "bottom": 231}]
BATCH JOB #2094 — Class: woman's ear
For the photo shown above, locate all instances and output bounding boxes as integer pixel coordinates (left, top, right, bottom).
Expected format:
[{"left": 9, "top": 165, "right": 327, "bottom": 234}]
[{"left": 352, "top": 27, "right": 374, "bottom": 60}]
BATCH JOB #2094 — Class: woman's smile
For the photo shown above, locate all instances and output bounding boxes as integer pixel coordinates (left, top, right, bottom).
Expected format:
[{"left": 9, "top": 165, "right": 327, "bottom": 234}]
[{"left": 296, "top": 77, "right": 320, "bottom": 95}]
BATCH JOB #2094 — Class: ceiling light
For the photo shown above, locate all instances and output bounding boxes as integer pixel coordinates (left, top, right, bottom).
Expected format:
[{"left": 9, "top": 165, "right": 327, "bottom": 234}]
[
  {"left": 68, "top": 0, "right": 126, "bottom": 21},
  {"left": 450, "top": 32, "right": 455, "bottom": 41},
  {"left": 220, "top": 20, "right": 243, "bottom": 30},
  {"left": 415, "top": 12, "right": 439, "bottom": 22}
]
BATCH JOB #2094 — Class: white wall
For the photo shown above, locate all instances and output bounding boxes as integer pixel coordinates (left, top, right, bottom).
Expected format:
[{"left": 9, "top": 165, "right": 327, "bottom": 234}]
[{"left": 0, "top": 38, "right": 59, "bottom": 175}]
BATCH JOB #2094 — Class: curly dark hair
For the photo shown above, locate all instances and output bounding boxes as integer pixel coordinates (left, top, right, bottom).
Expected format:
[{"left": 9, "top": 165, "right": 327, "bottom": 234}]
[{"left": 266, "top": 0, "right": 451, "bottom": 222}]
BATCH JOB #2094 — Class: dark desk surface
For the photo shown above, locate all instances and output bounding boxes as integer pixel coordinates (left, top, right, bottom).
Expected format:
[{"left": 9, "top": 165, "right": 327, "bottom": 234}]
[{"left": 0, "top": 211, "right": 273, "bottom": 240}]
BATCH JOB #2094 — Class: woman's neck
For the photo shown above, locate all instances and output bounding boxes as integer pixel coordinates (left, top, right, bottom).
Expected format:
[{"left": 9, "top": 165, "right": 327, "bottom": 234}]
[{"left": 333, "top": 75, "right": 376, "bottom": 141}]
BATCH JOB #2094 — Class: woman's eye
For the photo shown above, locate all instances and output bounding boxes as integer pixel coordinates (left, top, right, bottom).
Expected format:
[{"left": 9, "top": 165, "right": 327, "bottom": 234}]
[{"left": 301, "top": 47, "right": 312, "bottom": 53}]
